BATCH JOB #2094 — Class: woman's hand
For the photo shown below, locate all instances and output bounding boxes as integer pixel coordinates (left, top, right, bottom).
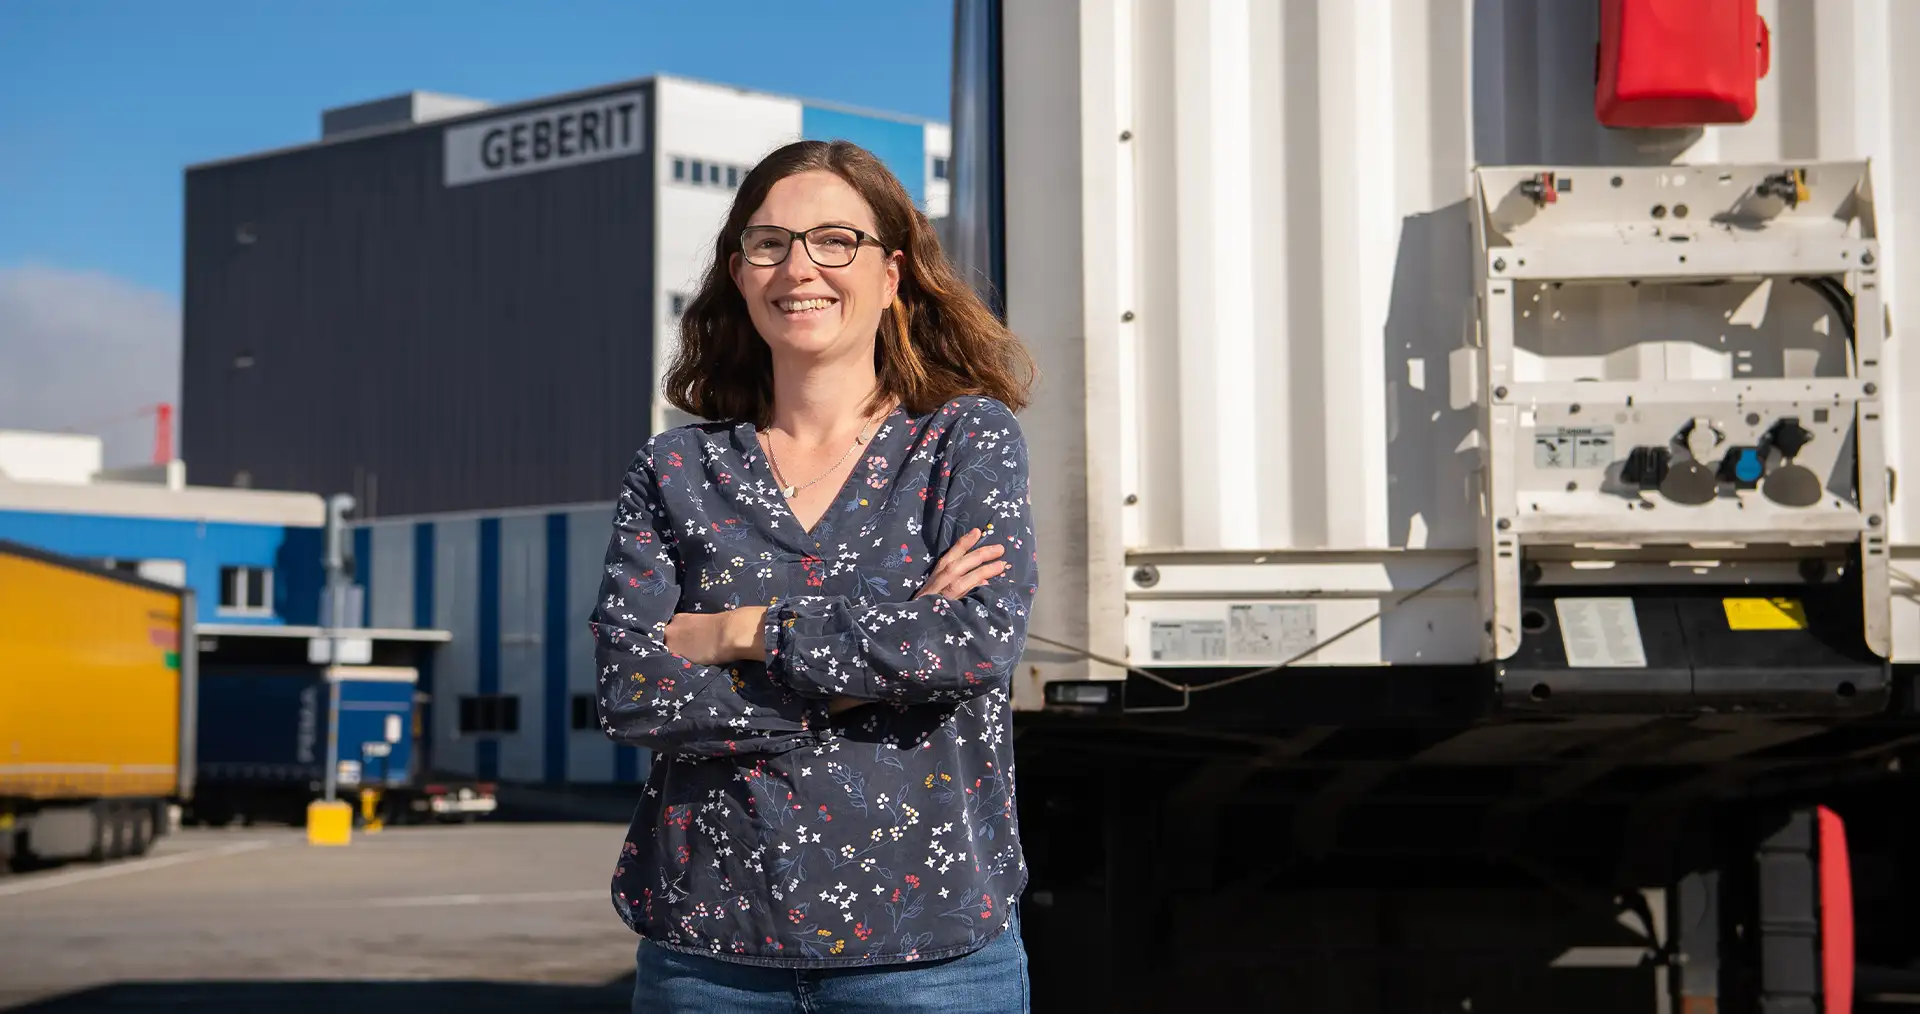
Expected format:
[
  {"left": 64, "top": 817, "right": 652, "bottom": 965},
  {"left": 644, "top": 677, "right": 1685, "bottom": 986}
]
[
  {"left": 817, "top": 531, "right": 1004, "bottom": 715},
  {"left": 663, "top": 607, "right": 767, "bottom": 666},
  {"left": 914, "top": 529, "right": 1007, "bottom": 600}
]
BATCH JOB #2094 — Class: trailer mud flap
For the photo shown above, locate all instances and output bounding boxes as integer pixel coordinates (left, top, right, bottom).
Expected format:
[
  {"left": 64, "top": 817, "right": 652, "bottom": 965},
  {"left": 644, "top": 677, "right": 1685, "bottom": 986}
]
[
  {"left": 1747, "top": 806, "right": 1854, "bottom": 1014},
  {"left": 1818, "top": 807, "right": 1854, "bottom": 1014},
  {"left": 1499, "top": 586, "right": 1886, "bottom": 713}
]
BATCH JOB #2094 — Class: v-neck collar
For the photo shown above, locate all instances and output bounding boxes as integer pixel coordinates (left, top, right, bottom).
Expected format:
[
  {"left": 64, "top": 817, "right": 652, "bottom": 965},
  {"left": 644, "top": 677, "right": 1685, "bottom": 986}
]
[{"left": 734, "top": 406, "right": 907, "bottom": 548}]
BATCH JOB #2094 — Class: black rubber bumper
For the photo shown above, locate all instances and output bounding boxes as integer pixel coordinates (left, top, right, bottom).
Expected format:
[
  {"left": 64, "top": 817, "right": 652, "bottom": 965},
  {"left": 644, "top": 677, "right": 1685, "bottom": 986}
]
[{"left": 1499, "top": 584, "right": 1889, "bottom": 714}]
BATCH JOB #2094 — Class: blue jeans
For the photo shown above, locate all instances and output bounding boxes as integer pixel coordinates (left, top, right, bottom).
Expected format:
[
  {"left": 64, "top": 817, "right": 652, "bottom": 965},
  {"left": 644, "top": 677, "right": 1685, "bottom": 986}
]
[{"left": 631, "top": 910, "right": 1030, "bottom": 1014}]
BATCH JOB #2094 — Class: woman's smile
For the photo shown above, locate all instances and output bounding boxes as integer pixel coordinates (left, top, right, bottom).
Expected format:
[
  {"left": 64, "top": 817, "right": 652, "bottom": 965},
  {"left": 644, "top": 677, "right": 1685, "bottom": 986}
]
[{"left": 775, "top": 293, "right": 840, "bottom": 320}]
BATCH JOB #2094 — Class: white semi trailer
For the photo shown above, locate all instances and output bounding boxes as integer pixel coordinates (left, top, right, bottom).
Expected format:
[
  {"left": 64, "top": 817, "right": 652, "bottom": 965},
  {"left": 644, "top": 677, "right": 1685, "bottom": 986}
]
[{"left": 949, "top": 1, "right": 1920, "bottom": 1010}]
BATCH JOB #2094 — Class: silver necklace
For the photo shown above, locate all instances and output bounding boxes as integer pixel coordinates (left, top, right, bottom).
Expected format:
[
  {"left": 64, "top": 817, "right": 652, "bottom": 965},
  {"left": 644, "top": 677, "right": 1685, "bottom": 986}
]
[{"left": 763, "top": 408, "right": 886, "bottom": 499}]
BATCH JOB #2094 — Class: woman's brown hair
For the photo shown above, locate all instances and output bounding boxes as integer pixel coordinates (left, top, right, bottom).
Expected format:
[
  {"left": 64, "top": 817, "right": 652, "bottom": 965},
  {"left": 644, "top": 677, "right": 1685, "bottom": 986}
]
[{"left": 662, "top": 139, "right": 1036, "bottom": 427}]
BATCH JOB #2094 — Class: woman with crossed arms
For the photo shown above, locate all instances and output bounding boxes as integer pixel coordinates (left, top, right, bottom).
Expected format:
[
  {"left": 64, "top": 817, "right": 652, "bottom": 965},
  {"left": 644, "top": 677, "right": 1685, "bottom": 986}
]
[{"left": 590, "top": 137, "right": 1040, "bottom": 1013}]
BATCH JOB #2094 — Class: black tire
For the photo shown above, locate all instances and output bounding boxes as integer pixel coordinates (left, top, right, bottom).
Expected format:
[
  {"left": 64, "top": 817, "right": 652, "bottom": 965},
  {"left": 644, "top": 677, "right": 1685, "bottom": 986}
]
[
  {"left": 127, "top": 805, "right": 156, "bottom": 857},
  {"left": 86, "top": 804, "right": 110, "bottom": 863},
  {"left": 104, "top": 804, "right": 129, "bottom": 861}
]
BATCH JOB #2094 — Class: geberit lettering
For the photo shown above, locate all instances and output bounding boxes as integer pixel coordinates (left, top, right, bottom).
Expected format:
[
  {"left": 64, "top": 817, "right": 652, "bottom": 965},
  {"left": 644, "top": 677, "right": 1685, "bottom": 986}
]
[{"left": 444, "top": 90, "right": 646, "bottom": 187}]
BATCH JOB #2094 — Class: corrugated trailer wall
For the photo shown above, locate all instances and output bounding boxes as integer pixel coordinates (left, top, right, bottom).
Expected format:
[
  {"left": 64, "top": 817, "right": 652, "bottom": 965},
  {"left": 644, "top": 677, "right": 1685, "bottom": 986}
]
[
  {"left": 999, "top": 0, "right": 1920, "bottom": 698},
  {"left": 182, "top": 83, "right": 658, "bottom": 517},
  {"left": 353, "top": 504, "right": 647, "bottom": 785}
]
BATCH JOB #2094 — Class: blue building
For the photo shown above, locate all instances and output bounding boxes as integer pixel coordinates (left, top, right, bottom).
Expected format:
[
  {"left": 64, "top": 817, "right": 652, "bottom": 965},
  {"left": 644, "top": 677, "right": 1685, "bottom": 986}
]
[{"left": 352, "top": 503, "right": 641, "bottom": 786}]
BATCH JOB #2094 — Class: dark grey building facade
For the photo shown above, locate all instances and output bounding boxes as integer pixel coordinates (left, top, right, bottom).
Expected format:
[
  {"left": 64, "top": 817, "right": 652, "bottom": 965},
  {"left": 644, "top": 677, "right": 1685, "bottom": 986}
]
[{"left": 182, "top": 83, "right": 659, "bottom": 517}]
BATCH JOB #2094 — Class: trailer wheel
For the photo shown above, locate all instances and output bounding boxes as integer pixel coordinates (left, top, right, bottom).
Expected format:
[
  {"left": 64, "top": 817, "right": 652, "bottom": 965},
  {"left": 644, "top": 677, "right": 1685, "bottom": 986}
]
[
  {"left": 86, "top": 804, "right": 111, "bottom": 863},
  {"left": 95, "top": 804, "right": 133, "bottom": 862},
  {"left": 127, "top": 806, "right": 155, "bottom": 857}
]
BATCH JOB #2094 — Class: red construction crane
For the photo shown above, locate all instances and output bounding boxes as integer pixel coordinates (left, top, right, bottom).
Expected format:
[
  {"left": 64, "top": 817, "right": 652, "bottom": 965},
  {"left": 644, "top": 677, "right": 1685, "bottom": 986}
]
[{"left": 52, "top": 401, "right": 174, "bottom": 465}]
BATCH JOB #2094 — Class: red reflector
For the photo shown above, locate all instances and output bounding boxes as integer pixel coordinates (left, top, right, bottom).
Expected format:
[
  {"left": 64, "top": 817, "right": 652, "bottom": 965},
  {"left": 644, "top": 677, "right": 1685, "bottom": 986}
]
[
  {"left": 1596, "top": 0, "right": 1770, "bottom": 128},
  {"left": 1818, "top": 805, "right": 1853, "bottom": 1014}
]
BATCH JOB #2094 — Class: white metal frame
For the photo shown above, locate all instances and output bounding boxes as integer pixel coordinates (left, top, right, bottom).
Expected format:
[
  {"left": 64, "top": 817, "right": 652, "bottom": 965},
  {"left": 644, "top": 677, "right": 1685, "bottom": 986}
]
[
  {"left": 1471, "top": 162, "right": 1889, "bottom": 660},
  {"left": 216, "top": 564, "right": 275, "bottom": 619}
]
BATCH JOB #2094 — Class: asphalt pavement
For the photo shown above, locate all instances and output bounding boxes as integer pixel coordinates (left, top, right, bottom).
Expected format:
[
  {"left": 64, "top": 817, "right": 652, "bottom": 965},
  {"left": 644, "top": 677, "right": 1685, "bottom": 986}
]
[{"left": 0, "top": 822, "right": 640, "bottom": 1013}]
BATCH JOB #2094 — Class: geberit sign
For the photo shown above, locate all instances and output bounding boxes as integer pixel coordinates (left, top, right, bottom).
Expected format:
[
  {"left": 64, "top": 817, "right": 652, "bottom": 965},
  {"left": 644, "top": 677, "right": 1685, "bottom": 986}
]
[{"left": 443, "top": 90, "right": 646, "bottom": 187}]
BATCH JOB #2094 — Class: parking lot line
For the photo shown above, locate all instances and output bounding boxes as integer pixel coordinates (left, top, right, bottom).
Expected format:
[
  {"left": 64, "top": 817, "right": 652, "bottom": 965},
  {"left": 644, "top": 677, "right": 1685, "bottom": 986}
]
[
  {"left": 0, "top": 840, "right": 274, "bottom": 898},
  {"left": 356, "top": 888, "right": 607, "bottom": 908}
]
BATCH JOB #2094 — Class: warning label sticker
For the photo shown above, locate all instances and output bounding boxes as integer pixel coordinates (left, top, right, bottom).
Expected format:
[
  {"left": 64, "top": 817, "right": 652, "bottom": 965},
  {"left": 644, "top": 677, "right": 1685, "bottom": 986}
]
[
  {"left": 1554, "top": 597, "right": 1648, "bottom": 668},
  {"left": 1534, "top": 426, "right": 1616, "bottom": 469},
  {"left": 1723, "top": 597, "right": 1809, "bottom": 631}
]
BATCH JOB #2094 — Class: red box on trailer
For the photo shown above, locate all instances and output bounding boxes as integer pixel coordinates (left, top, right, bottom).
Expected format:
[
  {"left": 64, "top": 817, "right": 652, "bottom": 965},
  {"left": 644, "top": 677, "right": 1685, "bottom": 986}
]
[{"left": 1596, "top": 0, "right": 1770, "bottom": 128}]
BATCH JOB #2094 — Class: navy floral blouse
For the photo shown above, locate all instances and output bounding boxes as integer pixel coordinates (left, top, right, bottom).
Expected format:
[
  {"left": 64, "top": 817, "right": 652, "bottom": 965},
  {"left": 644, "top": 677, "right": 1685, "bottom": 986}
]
[{"left": 589, "top": 395, "right": 1037, "bottom": 968}]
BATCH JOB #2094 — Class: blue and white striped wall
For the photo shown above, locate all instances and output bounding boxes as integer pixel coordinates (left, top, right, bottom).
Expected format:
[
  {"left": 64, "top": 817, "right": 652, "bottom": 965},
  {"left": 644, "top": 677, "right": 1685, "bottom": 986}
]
[{"left": 354, "top": 502, "right": 649, "bottom": 785}]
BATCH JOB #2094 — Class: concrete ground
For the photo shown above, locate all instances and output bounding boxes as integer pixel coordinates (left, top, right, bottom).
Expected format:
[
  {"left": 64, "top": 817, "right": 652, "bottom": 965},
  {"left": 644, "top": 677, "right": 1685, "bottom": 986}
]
[{"left": 0, "top": 822, "right": 641, "bottom": 1013}]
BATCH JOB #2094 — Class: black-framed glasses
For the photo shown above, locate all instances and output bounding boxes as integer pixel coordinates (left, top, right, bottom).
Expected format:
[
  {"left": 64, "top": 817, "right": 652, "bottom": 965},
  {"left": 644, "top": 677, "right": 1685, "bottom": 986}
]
[{"left": 739, "top": 224, "right": 887, "bottom": 269}]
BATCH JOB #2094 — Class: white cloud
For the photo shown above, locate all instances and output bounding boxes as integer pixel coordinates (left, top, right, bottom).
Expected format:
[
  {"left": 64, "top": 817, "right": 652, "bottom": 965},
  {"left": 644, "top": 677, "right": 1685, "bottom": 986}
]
[{"left": 0, "top": 265, "right": 180, "bottom": 469}]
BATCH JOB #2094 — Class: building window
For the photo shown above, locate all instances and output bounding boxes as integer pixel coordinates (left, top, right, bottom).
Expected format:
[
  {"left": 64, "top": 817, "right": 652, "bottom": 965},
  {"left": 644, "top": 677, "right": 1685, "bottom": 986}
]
[
  {"left": 671, "top": 156, "right": 750, "bottom": 190},
  {"left": 571, "top": 694, "right": 597, "bottom": 731},
  {"left": 218, "top": 565, "right": 273, "bottom": 615},
  {"left": 458, "top": 694, "right": 520, "bottom": 735},
  {"left": 932, "top": 156, "right": 950, "bottom": 181}
]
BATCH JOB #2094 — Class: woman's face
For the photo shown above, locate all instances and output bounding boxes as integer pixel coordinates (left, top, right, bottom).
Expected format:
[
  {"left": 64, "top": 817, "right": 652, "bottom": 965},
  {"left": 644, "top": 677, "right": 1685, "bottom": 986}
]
[{"left": 732, "top": 169, "right": 901, "bottom": 366}]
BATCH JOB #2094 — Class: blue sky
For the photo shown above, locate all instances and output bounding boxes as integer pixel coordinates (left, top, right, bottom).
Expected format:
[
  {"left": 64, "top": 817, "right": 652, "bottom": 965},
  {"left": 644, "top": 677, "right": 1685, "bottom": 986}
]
[{"left": 0, "top": 0, "right": 954, "bottom": 296}]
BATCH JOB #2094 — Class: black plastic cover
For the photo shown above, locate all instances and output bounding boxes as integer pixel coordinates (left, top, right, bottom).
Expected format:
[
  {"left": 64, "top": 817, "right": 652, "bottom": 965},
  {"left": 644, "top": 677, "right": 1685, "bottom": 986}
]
[{"left": 1502, "top": 583, "right": 1887, "bottom": 714}]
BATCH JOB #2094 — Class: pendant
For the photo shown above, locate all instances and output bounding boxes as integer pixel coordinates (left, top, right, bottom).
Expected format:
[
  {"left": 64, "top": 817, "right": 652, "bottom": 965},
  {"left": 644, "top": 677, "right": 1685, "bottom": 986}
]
[{"left": 782, "top": 485, "right": 796, "bottom": 498}]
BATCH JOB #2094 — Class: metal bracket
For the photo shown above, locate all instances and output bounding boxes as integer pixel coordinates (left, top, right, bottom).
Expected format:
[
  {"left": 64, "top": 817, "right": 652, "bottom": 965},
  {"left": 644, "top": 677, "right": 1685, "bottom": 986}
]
[{"left": 1471, "top": 162, "right": 1888, "bottom": 661}]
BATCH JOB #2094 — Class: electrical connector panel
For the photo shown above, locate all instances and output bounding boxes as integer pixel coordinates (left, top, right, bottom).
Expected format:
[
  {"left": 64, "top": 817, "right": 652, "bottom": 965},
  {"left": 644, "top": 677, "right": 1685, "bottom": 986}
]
[{"left": 1470, "top": 163, "right": 1887, "bottom": 661}]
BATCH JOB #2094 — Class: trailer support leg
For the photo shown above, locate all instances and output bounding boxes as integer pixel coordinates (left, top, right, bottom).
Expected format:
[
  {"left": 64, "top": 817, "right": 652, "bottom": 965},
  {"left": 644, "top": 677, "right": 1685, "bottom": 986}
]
[{"left": 1671, "top": 869, "right": 1720, "bottom": 1014}]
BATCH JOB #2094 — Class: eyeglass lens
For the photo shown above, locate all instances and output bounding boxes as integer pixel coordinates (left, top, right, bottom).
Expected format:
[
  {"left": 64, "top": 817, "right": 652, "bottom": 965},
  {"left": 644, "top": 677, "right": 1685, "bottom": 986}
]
[{"left": 741, "top": 226, "right": 865, "bottom": 268}]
